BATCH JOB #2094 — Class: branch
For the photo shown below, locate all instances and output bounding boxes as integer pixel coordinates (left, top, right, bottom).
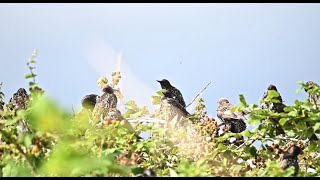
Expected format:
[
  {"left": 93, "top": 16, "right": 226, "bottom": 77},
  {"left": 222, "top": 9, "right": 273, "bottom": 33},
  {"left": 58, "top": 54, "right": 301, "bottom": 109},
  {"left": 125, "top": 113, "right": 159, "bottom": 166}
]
[
  {"left": 236, "top": 137, "right": 256, "bottom": 150},
  {"left": 186, "top": 82, "right": 212, "bottom": 108}
]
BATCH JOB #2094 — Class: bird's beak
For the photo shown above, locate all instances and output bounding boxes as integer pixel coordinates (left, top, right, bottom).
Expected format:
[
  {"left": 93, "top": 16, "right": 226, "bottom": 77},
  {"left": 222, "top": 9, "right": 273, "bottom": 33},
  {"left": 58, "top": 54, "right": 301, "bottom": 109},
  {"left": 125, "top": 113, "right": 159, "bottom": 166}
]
[{"left": 156, "top": 80, "right": 161, "bottom": 82}]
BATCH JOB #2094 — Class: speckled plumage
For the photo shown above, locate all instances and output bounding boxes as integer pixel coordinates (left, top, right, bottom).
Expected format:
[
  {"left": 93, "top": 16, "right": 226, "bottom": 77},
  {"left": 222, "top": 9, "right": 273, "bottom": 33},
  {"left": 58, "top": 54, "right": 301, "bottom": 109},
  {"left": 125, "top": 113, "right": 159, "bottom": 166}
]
[
  {"left": 260, "top": 85, "right": 286, "bottom": 135},
  {"left": 92, "top": 85, "right": 119, "bottom": 123},
  {"left": 157, "top": 79, "right": 186, "bottom": 108},
  {"left": 305, "top": 81, "right": 320, "bottom": 108},
  {"left": 10, "top": 88, "right": 29, "bottom": 110},
  {"left": 217, "top": 98, "right": 247, "bottom": 133},
  {"left": 304, "top": 81, "right": 320, "bottom": 141}
]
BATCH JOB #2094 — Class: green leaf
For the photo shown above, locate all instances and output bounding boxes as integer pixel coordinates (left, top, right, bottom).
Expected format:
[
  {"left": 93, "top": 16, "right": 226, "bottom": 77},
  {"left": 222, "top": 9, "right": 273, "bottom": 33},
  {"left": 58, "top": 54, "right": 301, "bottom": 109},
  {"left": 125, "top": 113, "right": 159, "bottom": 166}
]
[
  {"left": 131, "top": 167, "right": 145, "bottom": 175},
  {"left": 151, "top": 95, "right": 161, "bottom": 105},
  {"left": 242, "top": 130, "right": 252, "bottom": 137},
  {"left": 248, "top": 114, "right": 261, "bottom": 125},
  {"left": 239, "top": 94, "right": 247, "bottom": 107},
  {"left": 217, "top": 143, "right": 228, "bottom": 150},
  {"left": 297, "top": 80, "right": 304, "bottom": 85},
  {"left": 296, "top": 87, "right": 303, "bottom": 94},
  {"left": 156, "top": 89, "right": 166, "bottom": 96},
  {"left": 230, "top": 106, "right": 239, "bottom": 112},
  {"left": 314, "top": 123, "right": 320, "bottom": 131},
  {"left": 25, "top": 73, "right": 37, "bottom": 79},
  {"left": 28, "top": 59, "right": 36, "bottom": 63},
  {"left": 309, "top": 141, "right": 317, "bottom": 151},
  {"left": 24, "top": 134, "right": 32, "bottom": 147},
  {"left": 248, "top": 146, "right": 258, "bottom": 157},
  {"left": 279, "top": 118, "right": 288, "bottom": 126},
  {"left": 266, "top": 90, "right": 280, "bottom": 101}
]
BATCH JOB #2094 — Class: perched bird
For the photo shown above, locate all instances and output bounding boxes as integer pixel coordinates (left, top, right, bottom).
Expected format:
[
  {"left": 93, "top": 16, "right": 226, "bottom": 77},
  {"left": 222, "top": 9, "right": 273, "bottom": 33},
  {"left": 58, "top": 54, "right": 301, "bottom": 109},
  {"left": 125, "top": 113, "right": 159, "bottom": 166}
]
[
  {"left": 260, "top": 85, "right": 286, "bottom": 136},
  {"left": 136, "top": 169, "right": 157, "bottom": 177},
  {"left": 304, "top": 81, "right": 319, "bottom": 141},
  {"left": 157, "top": 79, "right": 186, "bottom": 108},
  {"left": 155, "top": 90, "right": 189, "bottom": 126},
  {"left": 305, "top": 81, "right": 320, "bottom": 108},
  {"left": 92, "top": 85, "right": 119, "bottom": 124},
  {"left": 7, "top": 88, "right": 30, "bottom": 134},
  {"left": 81, "top": 94, "right": 99, "bottom": 111},
  {"left": 9, "top": 88, "right": 29, "bottom": 110},
  {"left": 216, "top": 98, "right": 247, "bottom": 133},
  {"left": 280, "top": 145, "right": 303, "bottom": 176}
]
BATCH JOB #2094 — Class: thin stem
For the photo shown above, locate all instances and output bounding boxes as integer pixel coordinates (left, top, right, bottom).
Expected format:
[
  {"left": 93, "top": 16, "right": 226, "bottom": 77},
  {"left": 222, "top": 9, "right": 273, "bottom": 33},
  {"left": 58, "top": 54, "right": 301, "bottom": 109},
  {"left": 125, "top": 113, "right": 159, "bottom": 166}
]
[{"left": 186, "top": 82, "right": 212, "bottom": 108}]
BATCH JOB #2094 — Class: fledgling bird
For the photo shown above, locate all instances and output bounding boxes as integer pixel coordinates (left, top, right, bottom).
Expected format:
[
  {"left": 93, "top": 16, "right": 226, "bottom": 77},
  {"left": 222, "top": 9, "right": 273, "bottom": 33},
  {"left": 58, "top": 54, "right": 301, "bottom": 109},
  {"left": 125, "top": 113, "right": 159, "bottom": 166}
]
[
  {"left": 260, "top": 85, "right": 286, "bottom": 136},
  {"left": 92, "top": 85, "right": 119, "bottom": 124},
  {"left": 7, "top": 88, "right": 31, "bottom": 134},
  {"left": 157, "top": 79, "right": 186, "bottom": 108},
  {"left": 81, "top": 94, "right": 99, "bottom": 111},
  {"left": 9, "top": 88, "right": 29, "bottom": 110},
  {"left": 216, "top": 98, "right": 247, "bottom": 133},
  {"left": 304, "top": 81, "right": 320, "bottom": 141},
  {"left": 280, "top": 145, "right": 303, "bottom": 176},
  {"left": 305, "top": 81, "right": 320, "bottom": 108},
  {"left": 155, "top": 90, "right": 189, "bottom": 126}
]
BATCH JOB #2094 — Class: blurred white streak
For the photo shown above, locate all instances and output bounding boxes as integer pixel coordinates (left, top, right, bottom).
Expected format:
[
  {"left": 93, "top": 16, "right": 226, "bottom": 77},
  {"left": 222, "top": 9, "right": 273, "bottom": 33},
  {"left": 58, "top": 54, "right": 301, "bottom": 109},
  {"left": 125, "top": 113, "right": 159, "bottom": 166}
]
[{"left": 84, "top": 40, "right": 156, "bottom": 112}]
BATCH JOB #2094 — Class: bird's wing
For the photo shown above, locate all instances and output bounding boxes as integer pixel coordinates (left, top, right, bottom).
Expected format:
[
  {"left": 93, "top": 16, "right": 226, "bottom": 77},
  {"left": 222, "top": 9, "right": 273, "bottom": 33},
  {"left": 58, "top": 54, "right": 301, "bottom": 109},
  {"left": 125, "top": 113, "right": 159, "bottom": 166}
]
[
  {"left": 172, "top": 88, "right": 186, "bottom": 107},
  {"left": 168, "top": 98, "right": 189, "bottom": 116},
  {"left": 219, "top": 104, "right": 246, "bottom": 121}
]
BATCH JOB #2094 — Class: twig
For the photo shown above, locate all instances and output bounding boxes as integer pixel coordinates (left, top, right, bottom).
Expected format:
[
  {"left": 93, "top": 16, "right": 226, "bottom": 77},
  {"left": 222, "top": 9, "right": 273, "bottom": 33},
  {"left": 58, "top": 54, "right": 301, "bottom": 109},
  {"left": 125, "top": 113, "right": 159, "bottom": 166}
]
[
  {"left": 186, "top": 82, "right": 212, "bottom": 108},
  {"left": 236, "top": 138, "right": 256, "bottom": 150}
]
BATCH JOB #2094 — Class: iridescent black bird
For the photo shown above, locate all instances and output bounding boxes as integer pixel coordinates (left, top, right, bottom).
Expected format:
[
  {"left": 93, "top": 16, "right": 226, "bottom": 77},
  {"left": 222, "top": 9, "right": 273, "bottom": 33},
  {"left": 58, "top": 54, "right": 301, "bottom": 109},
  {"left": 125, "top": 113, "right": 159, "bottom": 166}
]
[
  {"left": 157, "top": 79, "right": 186, "bottom": 108},
  {"left": 92, "top": 85, "right": 120, "bottom": 123},
  {"left": 304, "top": 81, "right": 319, "bottom": 141},
  {"left": 261, "top": 84, "right": 286, "bottom": 136},
  {"left": 155, "top": 90, "right": 189, "bottom": 126},
  {"left": 280, "top": 145, "right": 303, "bottom": 176},
  {"left": 81, "top": 94, "right": 99, "bottom": 111},
  {"left": 217, "top": 98, "right": 247, "bottom": 133}
]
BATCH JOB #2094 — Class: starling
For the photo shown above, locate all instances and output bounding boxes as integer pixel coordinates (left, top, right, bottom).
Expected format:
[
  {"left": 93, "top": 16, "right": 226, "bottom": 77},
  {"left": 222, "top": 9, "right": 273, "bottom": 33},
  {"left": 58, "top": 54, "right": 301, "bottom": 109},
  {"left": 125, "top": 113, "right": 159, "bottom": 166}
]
[
  {"left": 9, "top": 88, "right": 29, "bottom": 110},
  {"left": 136, "top": 169, "right": 157, "bottom": 177},
  {"left": 305, "top": 81, "right": 320, "bottom": 108},
  {"left": 260, "top": 85, "right": 286, "bottom": 136},
  {"left": 304, "top": 81, "right": 320, "bottom": 141},
  {"left": 280, "top": 145, "right": 303, "bottom": 176},
  {"left": 7, "top": 88, "right": 31, "bottom": 134},
  {"left": 92, "top": 85, "right": 119, "bottom": 124},
  {"left": 81, "top": 94, "right": 99, "bottom": 111},
  {"left": 157, "top": 79, "right": 186, "bottom": 108},
  {"left": 155, "top": 90, "right": 189, "bottom": 126},
  {"left": 216, "top": 98, "right": 247, "bottom": 133}
]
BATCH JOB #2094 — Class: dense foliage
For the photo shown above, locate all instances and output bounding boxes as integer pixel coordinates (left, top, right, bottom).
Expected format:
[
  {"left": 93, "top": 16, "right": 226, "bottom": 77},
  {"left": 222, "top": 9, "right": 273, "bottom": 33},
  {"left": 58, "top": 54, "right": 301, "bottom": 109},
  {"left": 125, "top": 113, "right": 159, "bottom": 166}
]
[{"left": 0, "top": 50, "right": 319, "bottom": 177}]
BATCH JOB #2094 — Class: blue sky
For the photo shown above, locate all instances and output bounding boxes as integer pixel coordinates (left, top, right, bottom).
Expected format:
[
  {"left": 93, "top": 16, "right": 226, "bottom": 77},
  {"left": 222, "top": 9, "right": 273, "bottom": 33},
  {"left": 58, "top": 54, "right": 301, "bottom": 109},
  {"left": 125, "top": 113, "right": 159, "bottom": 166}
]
[{"left": 1, "top": 3, "right": 320, "bottom": 122}]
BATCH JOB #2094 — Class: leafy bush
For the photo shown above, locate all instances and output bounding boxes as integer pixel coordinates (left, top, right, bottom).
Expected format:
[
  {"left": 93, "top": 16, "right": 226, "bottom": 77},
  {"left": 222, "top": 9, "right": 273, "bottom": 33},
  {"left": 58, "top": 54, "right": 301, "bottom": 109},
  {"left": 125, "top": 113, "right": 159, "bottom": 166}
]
[{"left": 0, "top": 50, "right": 319, "bottom": 177}]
